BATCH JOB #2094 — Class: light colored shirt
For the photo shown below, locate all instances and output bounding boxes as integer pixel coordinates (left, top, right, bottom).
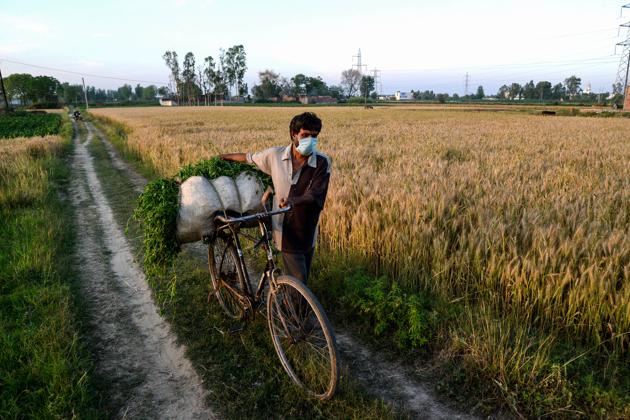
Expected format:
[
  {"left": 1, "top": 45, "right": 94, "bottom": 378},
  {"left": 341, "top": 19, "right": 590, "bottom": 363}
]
[{"left": 247, "top": 144, "right": 331, "bottom": 251}]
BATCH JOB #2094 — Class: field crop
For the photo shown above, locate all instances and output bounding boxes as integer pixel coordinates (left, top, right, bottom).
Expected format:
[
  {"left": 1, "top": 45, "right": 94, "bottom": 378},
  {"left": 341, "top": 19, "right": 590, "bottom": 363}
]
[
  {"left": 0, "top": 112, "right": 63, "bottom": 139},
  {"left": 90, "top": 106, "right": 630, "bottom": 416}
]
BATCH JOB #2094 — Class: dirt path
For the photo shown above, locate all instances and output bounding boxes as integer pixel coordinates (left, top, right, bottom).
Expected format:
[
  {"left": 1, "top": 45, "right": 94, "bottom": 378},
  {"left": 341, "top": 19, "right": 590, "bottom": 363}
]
[
  {"left": 84, "top": 120, "right": 477, "bottom": 419},
  {"left": 70, "top": 121, "right": 215, "bottom": 419},
  {"left": 336, "top": 332, "right": 476, "bottom": 419}
]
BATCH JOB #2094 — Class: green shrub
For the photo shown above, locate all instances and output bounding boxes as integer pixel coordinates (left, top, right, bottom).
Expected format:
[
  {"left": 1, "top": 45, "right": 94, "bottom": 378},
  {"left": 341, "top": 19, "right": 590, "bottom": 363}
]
[
  {"left": 343, "top": 274, "right": 436, "bottom": 349},
  {"left": 0, "top": 112, "right": 62, "bottom": 138}
]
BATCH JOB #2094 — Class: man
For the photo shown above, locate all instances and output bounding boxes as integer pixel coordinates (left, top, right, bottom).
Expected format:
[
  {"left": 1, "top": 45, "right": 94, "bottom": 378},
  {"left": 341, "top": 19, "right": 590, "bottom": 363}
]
[{"left": 220, "top": 112, "right": 331, "bottom": 284}]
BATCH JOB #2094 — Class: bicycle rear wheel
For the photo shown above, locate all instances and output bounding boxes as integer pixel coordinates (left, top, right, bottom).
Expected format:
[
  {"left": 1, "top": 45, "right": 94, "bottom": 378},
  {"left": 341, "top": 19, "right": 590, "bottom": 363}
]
[
  {"left": 208, "top": 236, "right": 248, "bottom": 319},
  {"left": 267, "top": 275, "right": 339, "bottom": 400}
]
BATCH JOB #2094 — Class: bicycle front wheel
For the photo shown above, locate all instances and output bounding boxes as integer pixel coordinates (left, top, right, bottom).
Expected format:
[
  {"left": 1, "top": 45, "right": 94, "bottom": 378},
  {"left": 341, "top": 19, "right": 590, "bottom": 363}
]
[
  {"left": 208, "top": 236, "right": 248, "bottom": 319},
  {"left": 267, "top": 275, "right": 339, "bottom": 400}
]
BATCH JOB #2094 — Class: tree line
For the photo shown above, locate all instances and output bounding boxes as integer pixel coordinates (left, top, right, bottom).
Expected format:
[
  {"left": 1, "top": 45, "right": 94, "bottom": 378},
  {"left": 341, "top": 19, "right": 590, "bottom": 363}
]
[
  {"left": 3, "top": 73, "right": 168, "bottom": 108},
  {"left": 162, "top": 45, "right": 247, "bottom": 105},
  {"left": 409, "top": 75, "right": 617, "bottom": 104}
]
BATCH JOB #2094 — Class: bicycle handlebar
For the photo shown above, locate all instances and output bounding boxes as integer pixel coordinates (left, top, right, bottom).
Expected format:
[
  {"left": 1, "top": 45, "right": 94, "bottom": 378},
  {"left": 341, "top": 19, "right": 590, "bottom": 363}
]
[{"left": 214, "top": 205, "right": 292, "bottom": 226}]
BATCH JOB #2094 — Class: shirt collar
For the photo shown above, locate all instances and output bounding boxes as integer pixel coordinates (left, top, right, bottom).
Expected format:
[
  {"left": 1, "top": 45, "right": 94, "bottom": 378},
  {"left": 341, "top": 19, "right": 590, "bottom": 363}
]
[{"left": 282, "top": 143, "right": 317, "bottom": 168}]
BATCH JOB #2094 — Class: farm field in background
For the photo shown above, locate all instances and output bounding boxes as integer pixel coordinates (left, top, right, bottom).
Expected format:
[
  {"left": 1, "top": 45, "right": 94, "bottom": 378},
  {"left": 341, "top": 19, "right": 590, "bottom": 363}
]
[{"left": 91, "top": 105, "right": 630, "bottom": 414}]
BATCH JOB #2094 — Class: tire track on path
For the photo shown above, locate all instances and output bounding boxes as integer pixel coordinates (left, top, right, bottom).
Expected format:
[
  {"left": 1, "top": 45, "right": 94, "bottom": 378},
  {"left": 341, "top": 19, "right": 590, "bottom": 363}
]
[{"left": 70, "top": 121, "right": 215, "bottom": 419}]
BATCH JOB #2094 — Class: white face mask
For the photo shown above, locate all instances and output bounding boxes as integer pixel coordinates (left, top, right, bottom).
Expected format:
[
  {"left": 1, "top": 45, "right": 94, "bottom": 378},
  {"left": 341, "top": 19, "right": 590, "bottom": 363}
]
[{"left": 295, "top": 136, "right": 317, "bottom": 156}]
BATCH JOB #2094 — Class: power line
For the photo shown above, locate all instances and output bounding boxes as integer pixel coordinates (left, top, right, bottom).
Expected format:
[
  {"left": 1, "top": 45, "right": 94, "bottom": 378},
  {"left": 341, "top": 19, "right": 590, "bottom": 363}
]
[{"left": 0, "top": 57, "right": 169, "bottom": 86}]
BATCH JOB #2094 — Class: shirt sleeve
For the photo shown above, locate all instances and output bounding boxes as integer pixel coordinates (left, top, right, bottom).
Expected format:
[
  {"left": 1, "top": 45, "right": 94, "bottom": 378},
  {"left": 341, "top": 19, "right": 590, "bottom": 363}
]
[
  {"left": 291, "top": 157, "right": 331, "bottom": 209},
  {"left": 246, "top": 148, "right": 273, "bottom": 175}
]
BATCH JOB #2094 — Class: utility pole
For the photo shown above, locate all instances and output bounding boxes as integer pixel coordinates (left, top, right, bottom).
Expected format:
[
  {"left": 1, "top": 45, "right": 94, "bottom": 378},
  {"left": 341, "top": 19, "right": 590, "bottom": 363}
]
[
  {"left": 82, "top": 77, "right": 89, "bottom": 110},
  {"left": 0, "top": 63, "right": 9, "bottom": 113},
  {"left": 464, "top": 72, "right": 470, "bottom": 97}
]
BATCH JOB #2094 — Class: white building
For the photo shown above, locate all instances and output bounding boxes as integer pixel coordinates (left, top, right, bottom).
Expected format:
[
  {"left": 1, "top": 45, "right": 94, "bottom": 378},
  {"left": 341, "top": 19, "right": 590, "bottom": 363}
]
[
  {"left": 395, "top": 91, "right": 412, "bottom": 101},
  {"left": 584, "top": 83, "right": 592, "bottom": 95}
]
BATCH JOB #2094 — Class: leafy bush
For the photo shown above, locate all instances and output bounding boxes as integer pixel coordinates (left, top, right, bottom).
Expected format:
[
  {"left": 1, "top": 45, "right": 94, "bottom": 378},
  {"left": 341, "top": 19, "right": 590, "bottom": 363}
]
[
  {"left": 343, "top": 273, "right": 436, "bottom": 349},
  {"left": 133, "top": 157, "right": 270, "bottom": 273},
  {"left": 0, "top": 112, "right": 62, "bottom": 139}
]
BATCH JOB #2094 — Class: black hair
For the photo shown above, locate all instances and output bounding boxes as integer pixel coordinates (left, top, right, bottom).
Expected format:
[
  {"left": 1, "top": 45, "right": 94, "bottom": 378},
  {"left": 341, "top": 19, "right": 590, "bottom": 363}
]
[{"left": 289, "top": 112, "right": 322, "bottom": 138}]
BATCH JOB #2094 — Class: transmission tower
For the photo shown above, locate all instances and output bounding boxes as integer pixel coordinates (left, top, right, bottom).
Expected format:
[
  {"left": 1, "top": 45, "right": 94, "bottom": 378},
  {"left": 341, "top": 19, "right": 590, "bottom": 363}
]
[
  {"left": 464, "top": 72, "right": 470, "bottom": 96},
  {"left": 613, "top": 3, "right": 630, "bottom": 102},
  {"left": 352, "top": 49, "right": 367, "bottom": 74},
  {"left": 0, "top": 63, "right": 9, "bottom": 113},
  {"left": 371, "top": 68, "right": 382, "bottom": 95}
]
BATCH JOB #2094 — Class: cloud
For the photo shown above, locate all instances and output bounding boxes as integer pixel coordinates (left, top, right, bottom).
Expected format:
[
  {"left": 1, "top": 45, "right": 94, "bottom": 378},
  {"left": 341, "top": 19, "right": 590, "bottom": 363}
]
[{"left": 0, "top": 14, "right": 50, "bottom": 34}]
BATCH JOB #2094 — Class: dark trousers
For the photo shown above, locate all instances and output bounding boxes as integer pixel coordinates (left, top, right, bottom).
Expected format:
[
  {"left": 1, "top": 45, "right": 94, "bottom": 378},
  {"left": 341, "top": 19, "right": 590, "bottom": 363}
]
[{"left": 281, "top": 248, "right": 315, "bottom": 284}]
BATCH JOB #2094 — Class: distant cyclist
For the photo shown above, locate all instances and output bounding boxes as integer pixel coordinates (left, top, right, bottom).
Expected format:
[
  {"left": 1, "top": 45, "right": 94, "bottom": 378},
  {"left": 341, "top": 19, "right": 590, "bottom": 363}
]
[{"left": 73, "top": 110, "right": 82, "bottom": 121}]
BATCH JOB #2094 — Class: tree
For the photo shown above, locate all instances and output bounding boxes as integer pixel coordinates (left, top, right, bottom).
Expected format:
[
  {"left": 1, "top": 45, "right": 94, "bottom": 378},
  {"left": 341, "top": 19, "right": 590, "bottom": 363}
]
[
  {"left": 251, "top": 69, "right": 282, "bottom": 101},
  {"left": 497, "top": 84, "right": 509, "bottom": 99},
  {"left": 508, "top": 83, "right": 522, "bottom": 100},
  {"left": 522, "top": 80, "right": 536, "bottom": 100},
  {"left": 162, "top": 51, "right": 181, "bottom": 101},
  {"left": 475, "top": 85, "right": 485, "bottom": 99},
  {"left": 134, "top": 84, "right": 144, "bottom": 100},
  {"left": 551, "top": 83, "right": 565, "bottom": 100},
  {"left": 224, "top": 45, "right": 247, "bottom": 99},
  {"left": 340, "top": 69, "right": 361, "bottom": 98},
  {"left": 359, "top": 75, "right": 375, "bottom": 98},
  {"left": 182, "top": 52, "right": 198, "bottom": 105},
  {"left": 142, "top": 85, "right": 157, "bottom": 100},
  {"left": 535, "top": 81, "right": 552, "bottom": 101},
  {"left": 117, "top": 84, "right": 133, "bottom": 101},
  {"left": 564, "top": 75, "right": 582, "bottom": 98},
  {"left": 328, "top": 85, "right": 344, "bottom": 100}
]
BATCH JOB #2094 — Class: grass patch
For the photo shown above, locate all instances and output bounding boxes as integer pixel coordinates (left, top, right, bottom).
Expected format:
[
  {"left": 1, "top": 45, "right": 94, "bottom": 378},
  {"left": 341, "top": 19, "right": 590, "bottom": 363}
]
[{"left": 0, "top": 118, "right": 101, "bottom": 418}]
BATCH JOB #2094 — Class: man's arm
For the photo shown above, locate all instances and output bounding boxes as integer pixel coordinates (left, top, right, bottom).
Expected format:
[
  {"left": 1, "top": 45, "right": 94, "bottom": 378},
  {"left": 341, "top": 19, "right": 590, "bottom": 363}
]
[{"left": 220, "top": 153, "right": 247, "bottom": 163}]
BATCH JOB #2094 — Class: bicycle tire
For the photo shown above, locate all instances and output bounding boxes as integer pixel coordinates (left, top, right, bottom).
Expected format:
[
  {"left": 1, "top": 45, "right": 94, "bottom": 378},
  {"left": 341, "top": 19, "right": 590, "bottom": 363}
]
[
  {"left": 208, "top": 236, "right": 248, "bottom": 319},
  {"left": 267, "top": 275, "right": 339, "bottom": 400}
]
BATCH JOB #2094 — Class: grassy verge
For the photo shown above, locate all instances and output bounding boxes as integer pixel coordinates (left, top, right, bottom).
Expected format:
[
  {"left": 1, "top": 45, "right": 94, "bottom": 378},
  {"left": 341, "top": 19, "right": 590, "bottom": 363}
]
[
  {"left": 83, "top": 116, "right": 403, "bottom": 418},
  {"left": 0, "top": 118, "right": 101, "bottom": 418}
]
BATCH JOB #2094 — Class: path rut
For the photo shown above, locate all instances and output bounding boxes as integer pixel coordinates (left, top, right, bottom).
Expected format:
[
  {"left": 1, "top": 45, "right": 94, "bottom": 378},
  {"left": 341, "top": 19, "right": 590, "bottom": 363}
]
[{"left": 70, "top": 121, "right": 215, "bottom": 419}]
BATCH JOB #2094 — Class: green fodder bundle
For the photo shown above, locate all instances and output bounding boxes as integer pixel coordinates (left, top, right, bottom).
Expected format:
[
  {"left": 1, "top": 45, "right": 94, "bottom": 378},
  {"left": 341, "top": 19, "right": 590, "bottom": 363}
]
[{"left": 133, "top": 157, "right": 270, "bottom": 272}]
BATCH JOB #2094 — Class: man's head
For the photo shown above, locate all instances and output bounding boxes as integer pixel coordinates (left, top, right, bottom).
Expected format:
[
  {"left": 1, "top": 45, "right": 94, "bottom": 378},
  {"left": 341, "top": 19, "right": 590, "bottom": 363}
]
[{"left": 289, "top": 112, "right": 322, "bottom": 143}]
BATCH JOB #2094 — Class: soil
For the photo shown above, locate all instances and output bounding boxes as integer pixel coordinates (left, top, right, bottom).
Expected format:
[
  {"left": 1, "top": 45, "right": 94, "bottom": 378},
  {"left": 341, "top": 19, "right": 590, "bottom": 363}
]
[{"left": 70, "top": 121, "right": 215, "bottom": 419}]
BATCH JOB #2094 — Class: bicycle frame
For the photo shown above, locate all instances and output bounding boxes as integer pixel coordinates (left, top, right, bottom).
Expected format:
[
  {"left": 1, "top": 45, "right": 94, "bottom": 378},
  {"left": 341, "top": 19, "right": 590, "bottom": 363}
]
[{"left": 212, "top": 206, "right": 291, "bottom": 311}]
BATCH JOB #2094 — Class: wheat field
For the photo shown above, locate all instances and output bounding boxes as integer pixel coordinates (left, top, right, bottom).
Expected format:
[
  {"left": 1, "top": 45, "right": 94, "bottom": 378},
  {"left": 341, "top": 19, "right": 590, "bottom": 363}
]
[{"left": 90, "top": 106, "right": 630, "bottom": 355}]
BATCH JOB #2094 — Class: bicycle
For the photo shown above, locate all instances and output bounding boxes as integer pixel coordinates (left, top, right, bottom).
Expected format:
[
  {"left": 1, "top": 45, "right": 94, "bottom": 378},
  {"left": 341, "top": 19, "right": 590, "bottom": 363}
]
[{"left": 204, "top": 191, "right": 339, "bottom": 400}]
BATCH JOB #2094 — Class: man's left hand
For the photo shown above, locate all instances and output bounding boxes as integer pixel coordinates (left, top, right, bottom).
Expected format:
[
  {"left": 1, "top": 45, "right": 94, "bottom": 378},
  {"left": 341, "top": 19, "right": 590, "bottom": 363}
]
[{"left": 279, "top": 197, "right": 293, "bottom": 208}]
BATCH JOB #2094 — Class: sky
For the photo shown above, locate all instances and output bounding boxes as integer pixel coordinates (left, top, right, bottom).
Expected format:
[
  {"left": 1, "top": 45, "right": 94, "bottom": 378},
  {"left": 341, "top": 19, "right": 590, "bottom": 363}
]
[{"left": 0, "top": 0, "right": 627, "bottom": 95}]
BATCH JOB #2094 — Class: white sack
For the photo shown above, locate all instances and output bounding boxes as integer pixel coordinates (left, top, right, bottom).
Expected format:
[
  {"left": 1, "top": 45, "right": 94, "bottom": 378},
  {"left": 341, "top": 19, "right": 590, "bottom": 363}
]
[
  {"left": 176, "top": 172, "right": 265, "bottom": 244},
  {"left": 211, "top": 176, "right": 241, "bottom": 213},
  {"left": 235, "top": 172, "right": 264, "bottom": 214},
  {"left": 176, "top": 176, "right": 222, "bottom": 243}
]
